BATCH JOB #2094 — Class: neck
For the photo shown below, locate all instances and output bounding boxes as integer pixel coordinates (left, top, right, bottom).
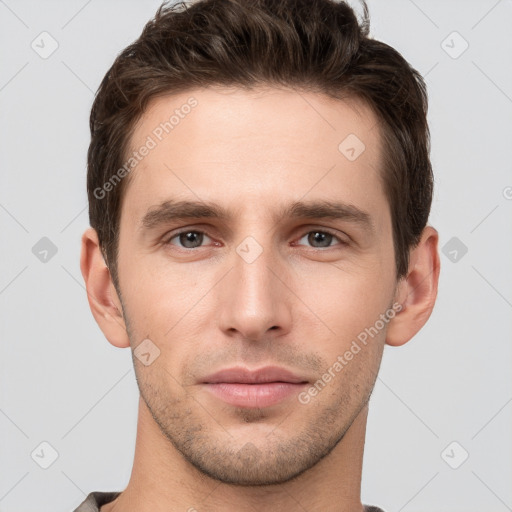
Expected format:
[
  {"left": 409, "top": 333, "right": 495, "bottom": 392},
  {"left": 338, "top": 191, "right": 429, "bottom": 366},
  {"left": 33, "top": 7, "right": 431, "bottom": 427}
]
[{"left": 103, "top": 397, "right": 368, "bottom": 512}]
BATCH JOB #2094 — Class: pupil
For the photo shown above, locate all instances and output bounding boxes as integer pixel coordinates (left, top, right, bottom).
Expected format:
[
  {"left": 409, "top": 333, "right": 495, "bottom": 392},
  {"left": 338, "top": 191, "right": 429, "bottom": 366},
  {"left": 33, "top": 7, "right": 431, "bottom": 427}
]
[
  {"left": 310, "top": 232, "right": 330, "bottom": 247},
  {"left": 181, "top": 232, "right": 201, "bottom": 248}
]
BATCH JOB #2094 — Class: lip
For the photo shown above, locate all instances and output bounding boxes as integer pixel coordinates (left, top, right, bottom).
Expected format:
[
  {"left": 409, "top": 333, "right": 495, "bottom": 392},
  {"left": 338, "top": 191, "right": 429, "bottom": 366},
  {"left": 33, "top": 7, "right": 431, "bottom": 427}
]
[
  {"left": 201, "top": 366, "right": 308, "bottom": 408},
  {"left": 202, "top": 366, "right": 307, "bottom": 384}
]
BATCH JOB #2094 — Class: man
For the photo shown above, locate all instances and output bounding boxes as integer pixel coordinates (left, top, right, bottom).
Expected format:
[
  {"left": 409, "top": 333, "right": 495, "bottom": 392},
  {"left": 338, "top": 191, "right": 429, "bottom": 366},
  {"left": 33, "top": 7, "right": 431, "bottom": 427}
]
[{"left": 76, "top": 0, "right": 440, "bottom": 510}]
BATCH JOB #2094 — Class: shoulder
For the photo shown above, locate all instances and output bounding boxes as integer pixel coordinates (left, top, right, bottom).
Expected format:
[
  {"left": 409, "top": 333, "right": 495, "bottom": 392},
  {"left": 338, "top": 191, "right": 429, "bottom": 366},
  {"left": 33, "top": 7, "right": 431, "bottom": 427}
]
[{"left": 72, "top": 491, "right": 121, "bottom": 512}]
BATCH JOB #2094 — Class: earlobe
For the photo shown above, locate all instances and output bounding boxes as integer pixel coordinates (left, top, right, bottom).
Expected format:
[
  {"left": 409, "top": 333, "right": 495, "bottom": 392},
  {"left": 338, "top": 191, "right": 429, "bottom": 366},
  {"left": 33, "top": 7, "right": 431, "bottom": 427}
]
[
  {"left": 386, "top": 226, "right": 441, "bottom": 347},
  {"left": 80, "top": 227, "right": 131, "bottom": 349}
]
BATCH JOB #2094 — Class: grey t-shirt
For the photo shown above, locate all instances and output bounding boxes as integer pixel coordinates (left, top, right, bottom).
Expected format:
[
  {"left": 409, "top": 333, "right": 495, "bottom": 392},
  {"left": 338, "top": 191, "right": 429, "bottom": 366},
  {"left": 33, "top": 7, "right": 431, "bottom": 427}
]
[{"left": 73, "top": 491, "right": 387, "bottom": 511}]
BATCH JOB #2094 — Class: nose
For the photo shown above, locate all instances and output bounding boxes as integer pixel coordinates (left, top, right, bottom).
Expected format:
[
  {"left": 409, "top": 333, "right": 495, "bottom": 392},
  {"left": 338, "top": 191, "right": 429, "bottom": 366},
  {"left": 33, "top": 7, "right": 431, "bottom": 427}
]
[{"left": 216, "top": 240, "right": 293, "bottom": 343}]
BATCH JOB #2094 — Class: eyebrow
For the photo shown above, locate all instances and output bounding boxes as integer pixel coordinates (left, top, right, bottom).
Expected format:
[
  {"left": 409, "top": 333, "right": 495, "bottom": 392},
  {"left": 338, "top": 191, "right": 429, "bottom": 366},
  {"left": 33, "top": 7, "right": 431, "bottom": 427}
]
[{"left": 140, "top": 199, "right": 375, "bottom": 234}]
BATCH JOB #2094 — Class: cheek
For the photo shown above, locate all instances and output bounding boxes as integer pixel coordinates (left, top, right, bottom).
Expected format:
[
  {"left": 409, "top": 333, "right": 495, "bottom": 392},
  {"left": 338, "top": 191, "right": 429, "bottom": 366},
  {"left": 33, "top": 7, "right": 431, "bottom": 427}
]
[
  {"left": 298, "top": 333, "right": 383, "bottom": 419},
  {"left": 119, "top": 265, "right": 218, "bottom": 370},
  {"left": 119, "top": 251, "right": 196, "bottom": 322},
  {"left": 297, "top": 258, "right": 393, "bottom": 334}
]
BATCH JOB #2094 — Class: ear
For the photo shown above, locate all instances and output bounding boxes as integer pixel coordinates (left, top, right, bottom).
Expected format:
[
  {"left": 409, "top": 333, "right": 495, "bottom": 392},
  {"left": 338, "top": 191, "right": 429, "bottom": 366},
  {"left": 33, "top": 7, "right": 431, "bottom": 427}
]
[
  {"left": 386, "top": 225, "right": 441, "bottom": 347},
  {"left": 80, "top": 227, "right": 130, "bottom": 349}
]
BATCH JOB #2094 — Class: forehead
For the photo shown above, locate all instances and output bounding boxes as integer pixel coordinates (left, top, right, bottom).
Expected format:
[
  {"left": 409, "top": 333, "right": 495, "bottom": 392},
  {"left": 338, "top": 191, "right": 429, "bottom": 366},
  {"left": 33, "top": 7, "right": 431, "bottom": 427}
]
[
  {"left": 133, "top": 85, "right": 381, "bottom": 157},
  {"left": 121, "top": 86, "right": 388, "bottom": 229}
]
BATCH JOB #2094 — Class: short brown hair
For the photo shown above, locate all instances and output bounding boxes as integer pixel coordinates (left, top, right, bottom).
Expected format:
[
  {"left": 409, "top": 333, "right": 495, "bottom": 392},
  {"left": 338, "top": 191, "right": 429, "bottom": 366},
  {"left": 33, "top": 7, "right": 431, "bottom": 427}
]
[{"left": 87, "top": 0, "right": 433, "bottom": 289}]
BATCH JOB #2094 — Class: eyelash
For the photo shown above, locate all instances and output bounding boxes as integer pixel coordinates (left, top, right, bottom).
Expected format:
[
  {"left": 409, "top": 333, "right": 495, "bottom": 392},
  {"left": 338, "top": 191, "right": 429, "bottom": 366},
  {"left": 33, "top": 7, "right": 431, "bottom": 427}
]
[{"left": 163, "top": 228, "right": 348, "bottom": 250}]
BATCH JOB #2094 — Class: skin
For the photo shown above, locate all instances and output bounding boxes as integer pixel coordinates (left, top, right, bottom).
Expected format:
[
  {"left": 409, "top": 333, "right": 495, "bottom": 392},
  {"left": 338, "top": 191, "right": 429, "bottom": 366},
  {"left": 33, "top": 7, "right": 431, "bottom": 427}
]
[{"left": 81, "top": 86, "right": 440, "bottom": 512}]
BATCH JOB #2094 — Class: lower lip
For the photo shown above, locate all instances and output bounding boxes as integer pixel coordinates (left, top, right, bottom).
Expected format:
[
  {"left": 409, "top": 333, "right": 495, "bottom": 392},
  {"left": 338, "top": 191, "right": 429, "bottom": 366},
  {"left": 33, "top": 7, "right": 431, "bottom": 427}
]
[{"left": 203, "top": 382, "right": 307, "bottom": 408}]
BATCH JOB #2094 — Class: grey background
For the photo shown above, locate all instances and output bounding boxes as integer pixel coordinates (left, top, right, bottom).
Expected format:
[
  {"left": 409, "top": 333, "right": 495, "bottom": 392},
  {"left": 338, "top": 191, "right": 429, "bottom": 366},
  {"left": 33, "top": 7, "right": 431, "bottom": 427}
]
[{"left": 1, "top": 0, "right": 511, "bottom": 511}]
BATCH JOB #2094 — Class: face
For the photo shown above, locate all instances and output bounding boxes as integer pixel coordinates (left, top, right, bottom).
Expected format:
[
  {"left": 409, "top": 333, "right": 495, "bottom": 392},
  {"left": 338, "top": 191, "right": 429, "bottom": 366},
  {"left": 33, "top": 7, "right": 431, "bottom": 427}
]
[{"left": 115, "top": 86, "right": 398, "bottom": 485}]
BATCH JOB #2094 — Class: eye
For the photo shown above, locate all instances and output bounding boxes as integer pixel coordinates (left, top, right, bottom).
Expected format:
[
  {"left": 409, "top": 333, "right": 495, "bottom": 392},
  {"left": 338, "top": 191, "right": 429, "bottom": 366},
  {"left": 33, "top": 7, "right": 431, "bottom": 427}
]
[
  {"left": 163, "top": 228, "right": 348, "bottom": 251},
  {"left": 165, "top": 230, "right": 213, "bottom": 249},
  {"left": 295, "top": 229, "right": 347, "bottom": 249}
]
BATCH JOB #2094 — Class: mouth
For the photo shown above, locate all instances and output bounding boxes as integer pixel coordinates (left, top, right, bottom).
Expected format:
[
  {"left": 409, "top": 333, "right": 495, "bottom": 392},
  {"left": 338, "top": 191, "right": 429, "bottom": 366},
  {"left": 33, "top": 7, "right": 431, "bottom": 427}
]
[{"left": 201, "top": 366, "right": 309, "bottom": 408}]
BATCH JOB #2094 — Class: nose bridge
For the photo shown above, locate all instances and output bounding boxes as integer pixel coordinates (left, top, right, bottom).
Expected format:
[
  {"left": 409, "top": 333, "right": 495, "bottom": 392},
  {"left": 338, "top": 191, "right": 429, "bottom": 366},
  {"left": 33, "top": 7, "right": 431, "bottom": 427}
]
[
  {"left": 231, "top": 209, "right": 280, "bottom": 291},
  {"left": 232, "top": 234, "right": 280, "bottom": 310}
]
